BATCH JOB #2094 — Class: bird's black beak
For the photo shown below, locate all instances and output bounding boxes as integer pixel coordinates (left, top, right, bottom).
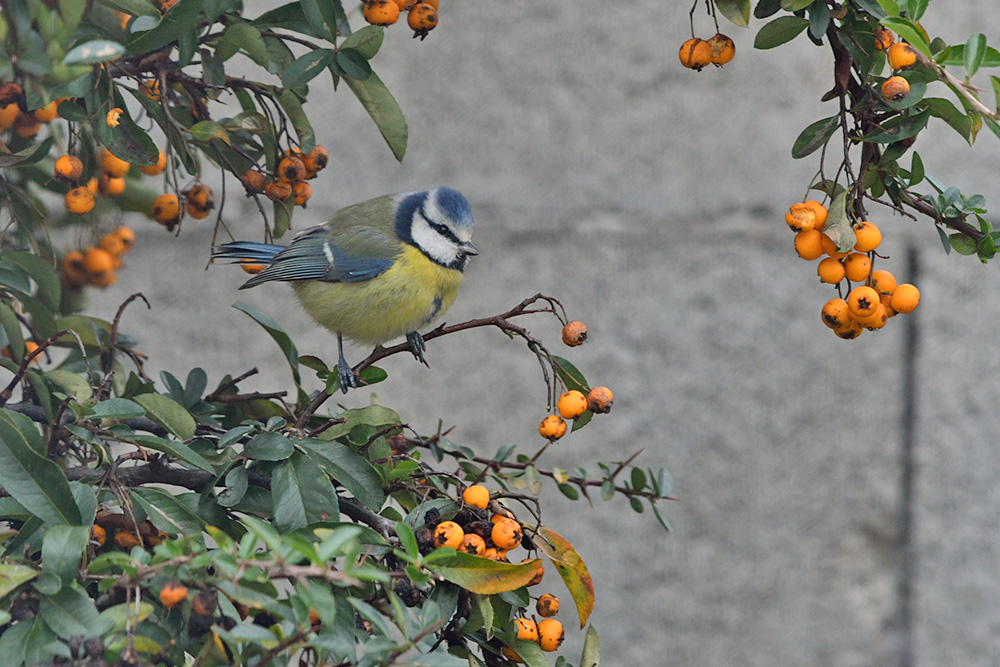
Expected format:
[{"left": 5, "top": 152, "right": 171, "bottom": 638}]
[{"left": 461, "top": 241, "right": 479, "bottom": 256}]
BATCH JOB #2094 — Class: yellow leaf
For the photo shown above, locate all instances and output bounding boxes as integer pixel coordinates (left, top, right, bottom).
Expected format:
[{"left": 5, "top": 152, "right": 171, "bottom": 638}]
[{"left": 536, "top": 526, "right": 594, "bottom": 628}]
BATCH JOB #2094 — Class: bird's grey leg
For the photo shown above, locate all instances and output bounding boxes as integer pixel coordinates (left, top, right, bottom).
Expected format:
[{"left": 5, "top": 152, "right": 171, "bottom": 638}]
[
  {"left": 406, "top": 331, "right": 428, "bottom": 366},
  {"left": 337, "top": 333, "right": 356, "bottom": 393}
]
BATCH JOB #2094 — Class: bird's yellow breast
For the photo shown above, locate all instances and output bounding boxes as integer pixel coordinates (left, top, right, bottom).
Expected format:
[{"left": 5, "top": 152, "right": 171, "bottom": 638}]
[{"left": 292, "top": 244, "right": 464, "bottom": 346}]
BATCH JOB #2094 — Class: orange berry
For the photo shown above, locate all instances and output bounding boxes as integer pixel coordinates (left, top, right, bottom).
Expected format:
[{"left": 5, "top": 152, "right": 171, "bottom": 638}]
[
  {"left": 139, "top": 150, "right": 167, "bottom": 176},
  {"left": 786, "top": 201, "right": 827, "bottom": 232},
  {"left": 881, "top": 75, "right": 910, "bottom": 102},
  {"left": 106, "top": 107, "right": 123, "bottom": 127},
  {"left": 874, "top": 28, "right": 894, "bottom": 51},
  {"left": 100, "top": 149, "right": 131, "bottom": 178},
  {"left": 408, "top": 3, "right": 438, "bottom": 38},
  {"left": 843, "top": 252, "right": 872, "bottom": 282},
  {"left": 794, "top": 229, "right": 824, "bottom": 260},
  {"left": 420, "top": 0, "right": 438, "bottom": 9},
  {"left": 100, "top": 233, "right": 127, "bottom": 256},
  {"left": 265, "top": 180, "right": 293, "bottom": 202},
  {"left": 113, "top": 227, "right": 136, "bottom": 250},
  {"left": 276, "top": 156, "right": 305, "bottom": 183},
  {"left": 113, "top": 530, "right": 142, "bottom": 550},
  {"left": 241, "top": 262, "right": 266, "bottom": 275},
  {"left": 887, "top": 42, "right": 917, "bottom": 70},
  {"left": 538, "top": 414, "right": 567, "bottom": 440},
  {"left": 890, "top": 283, "right": 920, "bottom": 313},
  {"left": 871, "top": 269, "right": 897, "bottom": 294},
  {"left": 802, "top": 200, "right": 828, "bottom": 231},
  {"left": 459, "top": 533, "right": 486, "bottom": 556},
  {"left": 537, "top": 618, "right": 565, "bottom": 652},
  {"left": 152, "top": 193, "right": 181, "bottom": 227},
  {"left": 879, "top": 291, "right": 897, "bottom": 319},
  {"left": 159, "top": 582, "right": 189, "bottom": 608},
  {"left": 363, "top": 0, "right": 400, "bottom": 26},
  {"left": 90, "top": 524, "right": 107, "bottom": 547},
  {"left": 852, "top": 221, "right": 882, "bottom": 252},
  {"left": 586, "top": 386, "right": 614, "bottom": 413},
  {"left": 65, "top": 187, "right": 96, "bottom": 214},
  {"left": 0, "top": 103, "right": 19, "bottom": 129},
  {"left": 856, "top": 304, "right": 888, "bottom": 330},
  {"left": 186, "top": 184, "right": 214, "bottom": 219},
  {"left": 139, "top": 79, "right": 161, "bottom": 101},
  {"left": 86, "top": 177, "right": 99, "bottom": 194},
  {"left": 462, "top": 484, "right": 490, "bottom": 509},
  {"left": 393, "top": 0, "right": 416, "bottom": 9},
  {"left": 817, "top": 257, "right": 845, "bottom": 284},
  {"left": 821, "top": 298, "right": 853, "bottom": 330},
  {"left": 515, "top": 617, "right": 538, "bottom": 643},
  {"left": 61, "top": 251, "right": 88, "bottom": 289},
  {"left": 293, "top": 181, "right": 312, "bottom": 207},
  {"left": 847, "top": 285, "right": 880, "bottom": 318},
  {"left": 557, "top": 390, "right": 588, "bottom": 419},
  {"left": 54, "top": 154, "right": 83, "bottom": 182},
  {"left": 561, "top": 320, "right": 588, "bottom": 346},
  {"left": 706, "top": 33, "right": 735, "bottom": 65},
  {"left": 191, "top": 589, "right": 217, "bottom": 617},
  {"left": 821, "top": 233, "right": 849, "bottom": 259},
  {"left": 33, "top": 101, "right": 59, "bottom": 122},
  {"left": 242, "top": 169, "right": 268, "bottom": 192},
  {"left": 678, "top": 37, "right": 712, "bottom": 71},
  {"left": 491, "top": 517, "right": 522, "bottom": 551},
  {"left": 433, "top": 521, "right": 464, "bottom": 549},
  {"left": 98, "top": 173, "right": 126, "bottom": 196},
  {"left": 835, "top": 320, "right": 865, "bottom": 339},
  {"left": 302, "top": 145, "right": 328, "bottom": 176},
  {"left": 83, "top": 246, "right": 116, "bottom": 286},
  {"left": 536, "top": 593, "right": 559, "bottom": 617},
  {"left": 14, "top": 114, "right": 41, "bottom": 137}
]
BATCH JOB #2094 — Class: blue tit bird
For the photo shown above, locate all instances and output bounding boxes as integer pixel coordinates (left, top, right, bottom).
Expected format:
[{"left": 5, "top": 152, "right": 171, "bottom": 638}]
[{"left": 212, "top": 187, "right": 478, "bottom": 393}]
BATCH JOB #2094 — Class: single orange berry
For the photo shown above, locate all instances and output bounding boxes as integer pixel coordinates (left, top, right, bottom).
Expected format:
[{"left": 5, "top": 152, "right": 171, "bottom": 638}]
[
  {"left": 420, "top": 0, "right": 438, "bottom": 8},
  {"left": 14, "top": 114, "right": 41, "bottom": 137},
  {"left": 890, "top": 283, "right": 920, "bottom": 313},
  {"left": 536, "top": 593, "right": 560, "bottom": 617},
  {"left": 100, "top": 149, "right": 131, "bottom": 178},
  {"left": 557, "top": 390, "right": 588, "bottom": 419},
  {"left": 65, "top": 187, "right": 96, "bottom": 214},
  {"left": 706, "top": 33, "right": 735, "bottom": 65},
  {"left": 874, "top": 28, "right": 894, "bottom": 51},
  {"left": 462, "top": 484, "right": 490, "bottom": 509},
  {"left": 54, "top": 154, "right": 83, "bottom": 182},
  {"left": 843, "top": 252, "right": 872, "bottom": 282},
  {"left": 537, "top": 618, "right": 565, "bottom": 652},
  {"left": 302, "top": 145, "right": 328, "bottom": 176},
  {"left": 159, "top": 582, "right": 189, "bottom": 608},
  {"left": 821, "top": 298, "right": 853, "bottom": 331},
  {"left": 408, "top": 3, "right": 438, "bottom": 39},
  {"left": 459, "top": 533, "right": 486, "bottom": 556},
  {"left": 152, "top": 193, "right": 181, "bottom": 227},
  {"left": 433, "top": 521, "right": 464, "bottom": 549},
  {"left": 817, "top": 257, "right": 845, "bottom": 284},
  {"left": 61, "top": 251, "right": 88, "bottom": 289},
  {"left": 33, "top": 100, "right": 58, "bottom": 122},
  {"left": 887, "top": 42, "right": 917, "bottom": 70},
  {"left": 90, "top": 524, "right": 107, "bottom": 547},
  {"left": 265, "top": 180, "right": 293, "bottom": 202},
  {"left": 491, "top": 517, "right": 522, "bottom": 551},
  {"left": 139, "top": 150, "right": 167, "bottom": 176},
  {"left": 83, "top": 246, "right": 116, "bottom": 286},
  {"left": 786, "top": 201, "right": 827, "bottom": 232},
  {"left": 794, "top": 229, "right": 824, "bottom": 260},
  {"left": 538, "top": 414, "right": 567, "bottom": 440},
  {"left": 515, "top": 617, "right": 539, "bottom": 643},
  {"left": 835, "top": 320, "right": 865, "bottom": 340},
  {"left": 871, "top": 269, "right": 897, "bottom": 294},
  {"left": 852, "top": 221, "right": 882, "bottom": 252},
  {"left": 113, "top": 227, "right": 136, "bottom": 250},
  {"left": 293, "top": 181, "right": 312, "bottom": 207},
  {"left": 0, "top": 103, "right": 19, "bottom": 129},
  {"left": 241, "top": 262, "right": 266, "bottom": 275},
  {"left": 881, "top": 75, "right": 910, "bottom": 102},
  {"left": 186, "top": 184, "right": 214, "bottom": 219},
  {"left": 113, "top": 530, "right": 142, "bottom": 550},
  {"left": 100, "top": 233, "right": 127, "bottom": 256},
  {"left": 392, "top": 0, "right": 416, "bottom": 9},
  {"left": 856, "top": 304, "right": 888, "bottom": 330},
  {"left": 879, "top": 291, "right": 898, "bottom": 319},
  {"left": 363, "top": 0, "right": 400, "bottom": 26},
  {"left": 242, "top": 169, "right": 268, "bottom": 192},
  {"left": 586, "top": 386, "right": 614, "bottom": 413},
  {"left": 847, "top": 285, "right": 880, "bottom": 318},
  {"left": 678, "top": 37, "right": 712, "bottom": 71},
  {"left": 276, "top": 156, "right": 305, "bottom": 183},
  {"left": 106, "top": 107, "right": 123, "bottom": 127},
  {"left": 821, "top": 233, "right": 849, "bottom": 259},
  {"left": 561, "top": 320, "right": 588, "bottom": 346},
  {"left": 139, "top": 79, "right": 161, "bottom": 101},
  {"left": 98, "top": 173, "right": 126, "bottom": 196}
]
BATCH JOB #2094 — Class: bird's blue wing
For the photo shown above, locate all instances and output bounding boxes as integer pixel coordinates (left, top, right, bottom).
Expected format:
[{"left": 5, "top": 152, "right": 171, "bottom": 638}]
[{"left": 238, "top": 226, "right": 397, "bottom": 289}]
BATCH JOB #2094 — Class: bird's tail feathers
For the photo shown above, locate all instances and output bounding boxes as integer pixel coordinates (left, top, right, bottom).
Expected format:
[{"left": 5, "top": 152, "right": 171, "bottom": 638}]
[{"left": 212, "top": 241, "right": 284, "bottom": 264}]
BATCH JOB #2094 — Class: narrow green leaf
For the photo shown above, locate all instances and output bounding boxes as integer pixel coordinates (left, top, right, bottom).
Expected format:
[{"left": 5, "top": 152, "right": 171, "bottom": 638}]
[
  {"left": 780, "top": 0, "right": 813, "bottom": 9},
  {"left": 753, "top": 16, "right": 809, "bottom": 50},
  {"left": 300, "top": 0, "right": 340, "bottom": 42},
  {"left": 95, "top": 0, "right": 159, "bottom": 17},
  {"left": 131, "top": 487, "right": 205, "bottom": 536},
  {"left": 753, "top": 0, "right": 781, "bottom": 18},
  {"left": 271, "top": 453, "right": 340, "bottom": 531},
  {"left": 791, "top": 115, "right": 840, "bottom": 159},
  {"left": 906, "top": 0, "right": 928, "bottom": 20},
  {"left": 282, "top": 48, "right": 335, "bottom": 89},
  {"left": 808, "top": 1, "right": 830, "bottom": 41},
  {"left": 581, "top": 624, "right": 601, "bottom": 667},
  {"left": 336, "top": 48, "right": 371, "bottom": 80},
  {"left": 41, "top": 526, "right": 90, "bottom": 588},
  {"left": 276, "top": 87, "right": 316, "bottom": 154},
  {"left": 551, "top": 356, "right": 589, "bottom": 394},
  {"left": 0, "top": 136, "right": 55, "bottom": 168},
  {"left": 345, "top": 70, "right": 407, "bottom": 162},
  {"left": 132, "top": 435, "right": 215, "bottom": 472},
  {"left": 536, "top": 526, "right": 594, "bottom": 628},
  {"left": 965, "top": 33, "right": 987, "bottom": 78},
  {"left": 187, "top": 120, "right": 231, "bottom": 146},
  {"left": 922, "top": 97, "right": 973, "bottom": 143},
  {"left": 232, "top": 301, "right": 301, "bottom": 385},
  {"left": 63, "top": 39, "right": 125, "bottom": 65},
  {"left": 341, "top": 25, "right": 383, "bottom": 59},
  {"left": 90, "top": 397, "right": 145, "bottom": 420},
  {"left": 0, "top": 563, "right": 39, "bottom": 599},
  {"left": 880, "top": 17, "right": 931, "bottom": 56},
  {"left": 132, "top": 393, "right": 196, "bottom": 440}
]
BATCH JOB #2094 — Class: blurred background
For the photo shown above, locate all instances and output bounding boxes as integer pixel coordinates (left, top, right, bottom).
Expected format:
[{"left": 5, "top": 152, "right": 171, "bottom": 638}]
[{"left": 84, "top": 1, "right": 1000, "bottom": 664}]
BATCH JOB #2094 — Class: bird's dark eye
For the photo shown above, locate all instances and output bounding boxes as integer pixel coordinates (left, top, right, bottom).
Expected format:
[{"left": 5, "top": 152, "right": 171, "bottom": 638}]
[{"left": 431, "top": 222, "right": 449, "bottom": 235}]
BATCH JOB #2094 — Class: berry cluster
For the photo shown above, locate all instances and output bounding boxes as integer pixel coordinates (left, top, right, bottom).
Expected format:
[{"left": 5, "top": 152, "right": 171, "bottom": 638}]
[
  {"left": 537, "top": 320, "right": 613, "bottom": 440},
  {"left": 678, "top": 34, "right": 735, "bottom": 71},
  {"left": 240, "top": 145, "right": 328, "bottom": 208},
  {"left": 60, "top": 228, "right": 136, "bottom": 290},
  {"left": 785, "top": 200, "right": 919, "bottom": 339},
  {"left": 362, "top": 0, "right": 441, "bottom": 39}
]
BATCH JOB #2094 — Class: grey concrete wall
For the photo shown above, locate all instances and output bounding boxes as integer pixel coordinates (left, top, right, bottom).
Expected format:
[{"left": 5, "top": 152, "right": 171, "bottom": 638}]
[{"left": 82, "top": 1, "right": 1000, "bottom": 664}]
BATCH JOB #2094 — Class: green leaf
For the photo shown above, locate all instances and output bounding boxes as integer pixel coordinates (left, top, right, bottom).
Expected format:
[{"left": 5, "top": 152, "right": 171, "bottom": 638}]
[
  {"left": 906, "top": 0, "right": 928, "bottom": 20},
  {"left": 753, "top": 16, "right": 809, "bottom": 50},
  {"left": 3, "top": 251, "right": 60, "bottom": 311},
  {"left": 41, "top": 526, "right": 90, "bottom": 589},
  {"left": 780, "top": 0, "right": 813, "bottom": 9},
  {"left": 90, "top": 397, "right": 145, "bottom": 419},
  {"left": 536, "top": 526, "right": 594, "bottom": 629},
  {"left": 791, "top": 115, "right": 840, "bottom": 159},
  {"left": 43, "top": 370, "right": 93, "bottom": 402},
  {"left": 132, "top": 393, "right": 196, "bottom": 440},
  {"left": 428, "top": 553, "right": 544, "bottom": 594},
  {"left": 271, "top": 452, "right": 341, "bottom": 531},
  {"left": 216, "top": 466, "right": 248, "bottom": 507},
  {"left": 336, "top": 48, "right": 371, "bottom": 80},
  {"left": 922, "top": 97, "right": 973, "bottom": 143},
  {"left": 245, "top": 430, "right": 294, "bottom": 461},
  {"left": 0, "top": 410, "right": 82, "bottom": 525},
  {"left": 551, "top": 356, "right": 589, "bottom": 394},
  {"left": 823, "top": 191, "right": 856, "bottom": 253},
  {"left": 880, "top": 17, "right": 930, "bottom": 56},
  {"left": 860, "top": 107, "right": 931, "bottom": 143},
  {"left": 282, "top": 48, "right": 335, "bottom": 89},
  {"left": 95, "top": 0, "right": 159, "bottom": 17},
  {"left": 300, "top": 0, "right": 342, "bottom": 42},
  {"left": 95, "top": 104, "right": 160, "bottom": 167},
  {"left": 99, "top": 601, "right": 155, "bottom": 632},
  {"left": 753, "top": 0, "right": 781, "bottom": 18},
  {"left": 581, "top": 624, "right": 601, "bottom": 667},
  {"left": 124, "top": 0, "right": 203, "bottom": 55},
  {"left": 233, "top": 301, "right": 301, "bottom": 386},
  {"left": 949, "top": 233, "right": 978, "bottom": 255},
  {"left": 0, "top": 563, "right": 39, "bottom": 598},
  {"left": 714, "top": 0, "right": 750, "bottom": 27},
  {"left": 38, "top": 584, "right": 110, "bottom": 638},
  {"left": 341, "top": 25, "right": 384, "bottom": 59},
  {"left": 63, "top": 39, "right": 124, "bottom": 65},
  {"left": 808, "top": 1, "right": 829, "bottom": 41},
  {"left": 300, "top": 441, "right": 385, "bottom": 510},
  {"left": 0, "top": 136, "right": 55, "bottom": 168},
  {"left": 345, "top": 70, "right": 407, "bottom": 162},
  {"left": 965, "top": 33, "right": 987, "bottom": 78},
  {"left": 909, "top": 151, "right": 924, "bottom": 186},
  {"left": 276, "top": 87, "right": 316, "bottom": 154},
  {"left": 131, "top": 487, "right": 205, "bottom": 536},
  {"left": 132, "top": 434, "right": 214, "bottom": 473}
]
